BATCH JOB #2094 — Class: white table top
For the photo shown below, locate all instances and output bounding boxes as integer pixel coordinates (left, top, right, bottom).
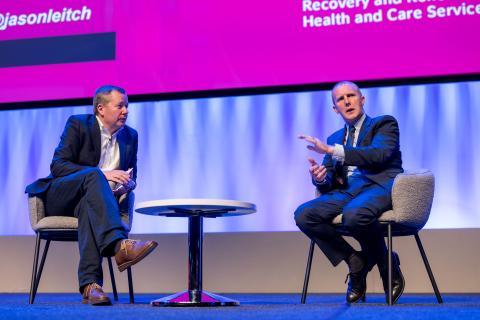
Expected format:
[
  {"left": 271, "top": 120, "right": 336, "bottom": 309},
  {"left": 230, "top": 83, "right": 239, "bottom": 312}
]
[{"left": 135, "top": 198, "right": 256, "bottom": 217}]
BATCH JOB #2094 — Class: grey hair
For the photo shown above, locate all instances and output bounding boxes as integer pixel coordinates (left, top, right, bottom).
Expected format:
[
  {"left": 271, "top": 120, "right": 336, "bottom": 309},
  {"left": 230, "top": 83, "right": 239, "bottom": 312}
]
[{"left": 93, "top": 85, "right": 127, "bottom": 115}]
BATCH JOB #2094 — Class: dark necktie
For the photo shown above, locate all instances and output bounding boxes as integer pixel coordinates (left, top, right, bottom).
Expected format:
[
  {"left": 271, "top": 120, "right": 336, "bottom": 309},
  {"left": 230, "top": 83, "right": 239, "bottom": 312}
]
[{"left": 346, "top": 125, "right": 356, "bottom": 147}]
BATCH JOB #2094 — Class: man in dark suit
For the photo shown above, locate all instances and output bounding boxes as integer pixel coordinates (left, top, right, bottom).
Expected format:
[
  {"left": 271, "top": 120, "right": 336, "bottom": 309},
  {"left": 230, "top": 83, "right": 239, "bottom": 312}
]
[
  {"left": 296, "top": 81, "right": 405, "bottom": 304},
  {"left": 25, "top": 85, "right": 157, "bottom": 306}
]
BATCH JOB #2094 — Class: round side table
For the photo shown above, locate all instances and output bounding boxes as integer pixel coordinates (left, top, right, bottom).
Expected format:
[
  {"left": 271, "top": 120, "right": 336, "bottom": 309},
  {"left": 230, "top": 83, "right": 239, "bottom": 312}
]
[{"left": 135, "top": 198, "right": 256, "bottom": 306}]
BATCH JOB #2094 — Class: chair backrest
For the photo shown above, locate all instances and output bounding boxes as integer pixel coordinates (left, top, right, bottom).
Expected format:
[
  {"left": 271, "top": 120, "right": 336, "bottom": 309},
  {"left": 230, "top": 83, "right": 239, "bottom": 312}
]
[
  {"left": 315, "top": 169, "right": 435, "bottom": 230},
  {"left": 390, "top": 169, "right": 435, "bottom": 230},
  {"left": 28, "top": 195, "right": 47, "bottom": 231}
]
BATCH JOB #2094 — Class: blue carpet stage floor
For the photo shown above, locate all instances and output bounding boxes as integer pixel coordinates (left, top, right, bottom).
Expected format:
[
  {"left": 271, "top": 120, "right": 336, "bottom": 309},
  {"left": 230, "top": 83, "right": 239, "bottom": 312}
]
[{"left": 2, "top": 293, "right": 480, "bottom": 320}]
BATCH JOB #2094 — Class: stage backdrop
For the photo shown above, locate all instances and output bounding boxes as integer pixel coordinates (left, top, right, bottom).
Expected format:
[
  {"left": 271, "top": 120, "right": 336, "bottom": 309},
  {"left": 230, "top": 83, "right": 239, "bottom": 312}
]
[{"left": 1, "top": 81, "right": 479, "bottom": 235}]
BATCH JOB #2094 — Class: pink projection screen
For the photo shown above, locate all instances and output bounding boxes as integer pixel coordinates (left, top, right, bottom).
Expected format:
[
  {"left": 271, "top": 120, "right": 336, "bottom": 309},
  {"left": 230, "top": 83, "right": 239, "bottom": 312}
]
[{"left": 0, "top": 0, "right": 479, "bottom": 105}]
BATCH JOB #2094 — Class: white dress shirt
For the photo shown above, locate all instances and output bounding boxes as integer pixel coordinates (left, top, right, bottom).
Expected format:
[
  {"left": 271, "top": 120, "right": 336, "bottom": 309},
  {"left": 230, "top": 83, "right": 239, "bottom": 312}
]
[{"left": 96, "top": 116, "right": 122, "bottom": 189}]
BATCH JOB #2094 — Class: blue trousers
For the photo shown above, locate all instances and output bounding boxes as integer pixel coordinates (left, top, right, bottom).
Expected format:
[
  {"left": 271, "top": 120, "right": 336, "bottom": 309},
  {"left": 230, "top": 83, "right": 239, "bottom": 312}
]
[
  {"left": 45, "top": 167, "right": 128, "bottom": 291},
  {"left": 295, "top": 175, "right": 392, "bottom": 268}
]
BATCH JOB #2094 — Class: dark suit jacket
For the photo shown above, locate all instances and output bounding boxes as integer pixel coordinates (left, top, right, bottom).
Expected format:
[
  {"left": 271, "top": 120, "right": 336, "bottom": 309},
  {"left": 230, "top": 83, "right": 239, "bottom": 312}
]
[
  {"left": 315, "top": 115, "right": 403, "bottom": 194},
  {"left": 25, "top": 114, "right": 138, "bottom": 195}
]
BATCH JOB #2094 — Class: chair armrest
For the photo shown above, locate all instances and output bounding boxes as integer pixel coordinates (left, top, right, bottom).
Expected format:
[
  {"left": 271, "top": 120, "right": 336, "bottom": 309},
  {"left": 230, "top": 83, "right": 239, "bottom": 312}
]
[{"left": 391, "top": 169, "right": 435, "bottom": 230}]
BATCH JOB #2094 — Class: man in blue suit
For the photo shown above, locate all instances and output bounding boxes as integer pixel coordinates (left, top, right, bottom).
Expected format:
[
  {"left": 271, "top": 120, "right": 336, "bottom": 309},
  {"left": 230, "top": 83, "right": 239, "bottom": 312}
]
[
  {"left": 26, "top": 85, "right": 157, "bottom": 305},
  {"left": 296, "top": 81, "right": 405, "bottom": 304}
]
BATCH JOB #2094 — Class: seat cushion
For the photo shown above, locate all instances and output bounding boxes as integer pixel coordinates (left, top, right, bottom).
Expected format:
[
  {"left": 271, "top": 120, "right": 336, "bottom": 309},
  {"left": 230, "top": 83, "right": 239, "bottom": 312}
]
[
  {"left": 33, "top": 216, "right": 78, "bottom": 231},
  {"left": 332, "top": 210, "right": 396, "bottom": 225},
  {"left": 33, "top": 215, "right": 131, "bottom": 232},
  {"left": 29, "top": 193, "right": 134, "bottom": 232}
]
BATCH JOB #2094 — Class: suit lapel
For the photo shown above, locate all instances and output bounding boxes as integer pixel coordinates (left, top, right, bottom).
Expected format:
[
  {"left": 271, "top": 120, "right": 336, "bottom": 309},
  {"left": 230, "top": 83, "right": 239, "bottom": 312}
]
[
  {"left": 89, "top": 116, "right": 102, "bottom": 165},
  {"left": 334, "top": 128, "right": 346, "bottom": 145},
  {"left": 118, "top": 129, "right": 128, "bottom": 170},
  {"left": 356, "top": 115, "right": 372, "bottom": 146},
  {"left": 331, "top": 128, "right": 347, "bottom": 186}
]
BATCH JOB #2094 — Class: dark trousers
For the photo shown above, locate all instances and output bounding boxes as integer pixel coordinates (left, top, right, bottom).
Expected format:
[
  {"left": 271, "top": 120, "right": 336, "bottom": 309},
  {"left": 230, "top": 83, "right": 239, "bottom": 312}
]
[
  {"left": 45, "top": 167, "right": 128, "bottom": 291},
  {"left": 295, "top": 175, "right": 392, "bottom": 268}
]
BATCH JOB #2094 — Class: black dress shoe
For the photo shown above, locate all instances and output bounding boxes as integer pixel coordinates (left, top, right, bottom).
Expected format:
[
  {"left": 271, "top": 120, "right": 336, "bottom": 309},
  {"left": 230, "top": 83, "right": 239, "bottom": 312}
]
[
  {"left": 345, "top": 252, "right": 368, "bottom": 303},
  {"left": 379, "top": 251, "right": 405, "bottom": 304}
]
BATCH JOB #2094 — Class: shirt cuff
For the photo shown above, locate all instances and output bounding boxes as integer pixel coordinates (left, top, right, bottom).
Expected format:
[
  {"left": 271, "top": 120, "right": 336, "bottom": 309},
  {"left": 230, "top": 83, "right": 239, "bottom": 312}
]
[
  {"left": 332, "top": 144, "right": 345, "bottom": 162},
  {"left": 314, "top": 179, "right": 328, "bottom": 186}
]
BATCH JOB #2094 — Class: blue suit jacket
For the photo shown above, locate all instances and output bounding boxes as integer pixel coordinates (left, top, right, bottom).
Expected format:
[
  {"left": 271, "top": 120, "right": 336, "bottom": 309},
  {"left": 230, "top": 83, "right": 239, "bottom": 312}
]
[
  {"left": 315, "top": 115, "right": 403, "bottom": 193},
  {"left": 25, "top": 114, "right": 138, "bottom": 195}
]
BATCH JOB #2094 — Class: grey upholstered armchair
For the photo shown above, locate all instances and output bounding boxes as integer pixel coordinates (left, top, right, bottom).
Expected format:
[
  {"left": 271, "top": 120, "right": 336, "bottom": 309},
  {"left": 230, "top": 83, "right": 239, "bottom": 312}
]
[
  {"left": 28, "top": 192, "right": 135, "bottom": 304},
  {"left": 301, "top": 169, "right": 442, "bottom": 305}
]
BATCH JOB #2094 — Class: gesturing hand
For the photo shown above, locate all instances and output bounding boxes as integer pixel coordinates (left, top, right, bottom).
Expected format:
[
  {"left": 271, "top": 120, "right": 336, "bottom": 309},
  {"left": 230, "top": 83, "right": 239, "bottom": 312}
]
[
  {"left": 308, "top": 157, "right": 327, "bottom": 183},
  {"left": 298, "top": 134, "right": 334, "bottom": 155}
]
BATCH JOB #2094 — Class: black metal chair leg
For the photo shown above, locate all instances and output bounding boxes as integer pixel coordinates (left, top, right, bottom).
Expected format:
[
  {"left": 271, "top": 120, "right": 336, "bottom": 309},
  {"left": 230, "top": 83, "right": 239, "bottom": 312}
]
[
  {"left": 107, "top": 257, "right": 119, "bottom": 301},
  {"left": 33, "top": 238, "right": 51, "bottom": 298},
  {"left": 127, "top": 267, "right": 134, "bottom": 304},
  {"left": 29, "top": 233, "right": 41, "bottom": 304},
  {"left": 387, "top": 223, "right": 393, "bottom": 306},
  {"left": 414, "top": 233, "right": 443, "bottom": 304},
  {"left": 301, "top": 239, "right": 315, "bottom": 304}
]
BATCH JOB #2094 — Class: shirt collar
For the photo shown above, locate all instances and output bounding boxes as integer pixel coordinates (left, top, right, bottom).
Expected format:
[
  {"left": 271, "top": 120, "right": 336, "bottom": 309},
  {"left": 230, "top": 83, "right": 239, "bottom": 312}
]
[
  {"left": 348, "top": 113, "right": 366, "bottom": 131},
  {"left": 96, "top": 115, "right": 123, "bottom": 139}
]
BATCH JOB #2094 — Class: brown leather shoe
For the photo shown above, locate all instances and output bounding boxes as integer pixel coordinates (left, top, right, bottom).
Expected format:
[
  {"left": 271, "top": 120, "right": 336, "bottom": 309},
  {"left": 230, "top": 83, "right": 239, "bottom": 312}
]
[
  {"left": 82, "top": 283, "right": 112, "bottom": 306},
  {"left": 115, "top": 239, "right": 158, "bottom": 272}
]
